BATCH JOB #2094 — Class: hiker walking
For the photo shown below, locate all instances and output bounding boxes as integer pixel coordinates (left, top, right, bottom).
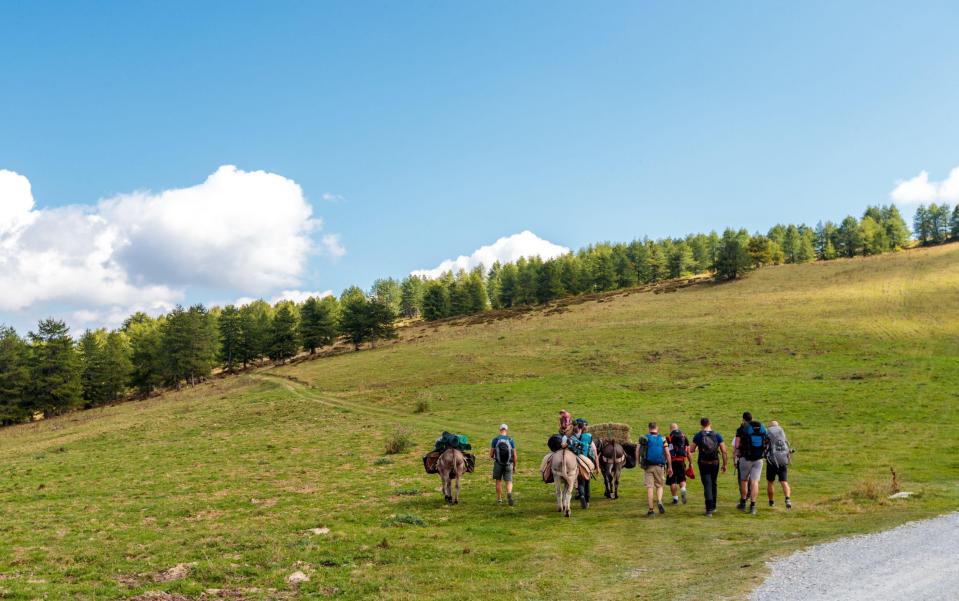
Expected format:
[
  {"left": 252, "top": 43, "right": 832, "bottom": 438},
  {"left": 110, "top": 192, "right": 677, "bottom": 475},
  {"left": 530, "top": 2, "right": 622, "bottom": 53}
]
[
  {"left": 490, "top": 423, "right": 517, "bottom": 506},
  {"left": 665, "top": 422, "right": 691, "bottom": 505},
  {"left": 689, "top": 417, "right": 728, "bottom": 517},
  {"left": 570, "top": 418, "right": 598, "bottom": 508},
  {"left": 765, "top": 420, "right": 793, "bottom": 509},
  {"left": 637, "top": 422, "right": 672, "bottom": 517},
  {"left": 734, "top": 411, "right": 768, "bottom": 514}
]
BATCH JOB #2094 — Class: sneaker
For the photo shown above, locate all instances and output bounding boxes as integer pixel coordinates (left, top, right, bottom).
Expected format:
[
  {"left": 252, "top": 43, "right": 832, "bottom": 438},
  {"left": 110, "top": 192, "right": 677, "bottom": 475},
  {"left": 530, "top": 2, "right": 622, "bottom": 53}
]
[
  {"left": 508, "top": 495, "right": 514, "bottom": 507},
  {"left": 750, "top": 504, "right": 757, "bottom": 515},
  {"left": 705, "top": 510, "right": 713, "bottom": 517},
  {"left": 769, "top": 500, "right": 775, "bottom": 507},
  {"left": 647, "top": 509, "right": 655, "bottom": 517},
  {"left": 496, "top": 498, "right": 502, "bottom": 505},
  {"left": 681, "top": 490, "right": 687, "bottom": 504},
  {"left": 671, "top": 498, "right": 679, "bottom": 505},
  {"left": 658, "top": 502, "right": 666, "bottom": 514},
  {"left": 785, "top": 498, "right": 792, "bottom": 510},
  {"left": 737, "top": 499, "right": 746, "bottom": 511}
]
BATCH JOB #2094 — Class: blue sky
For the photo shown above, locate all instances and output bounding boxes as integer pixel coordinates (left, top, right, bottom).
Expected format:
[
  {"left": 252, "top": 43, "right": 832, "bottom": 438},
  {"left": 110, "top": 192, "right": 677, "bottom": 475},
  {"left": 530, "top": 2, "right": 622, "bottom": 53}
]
[{"left": 2, "top": 2, "right": 959, "bottom": 332}]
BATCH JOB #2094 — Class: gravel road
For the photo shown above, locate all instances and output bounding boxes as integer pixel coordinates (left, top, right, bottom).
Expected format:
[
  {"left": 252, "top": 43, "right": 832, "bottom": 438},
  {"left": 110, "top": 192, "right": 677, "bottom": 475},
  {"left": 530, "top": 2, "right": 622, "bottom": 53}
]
[{"left": 752, "top": 512, "right": 959, "bottom": 601}]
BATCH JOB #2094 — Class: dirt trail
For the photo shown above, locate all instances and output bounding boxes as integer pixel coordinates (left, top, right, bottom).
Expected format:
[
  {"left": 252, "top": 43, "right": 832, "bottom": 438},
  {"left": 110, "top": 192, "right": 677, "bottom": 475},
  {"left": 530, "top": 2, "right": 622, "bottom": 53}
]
[{"left": 752, "top": 512, "right": 959, "bottom": 601}]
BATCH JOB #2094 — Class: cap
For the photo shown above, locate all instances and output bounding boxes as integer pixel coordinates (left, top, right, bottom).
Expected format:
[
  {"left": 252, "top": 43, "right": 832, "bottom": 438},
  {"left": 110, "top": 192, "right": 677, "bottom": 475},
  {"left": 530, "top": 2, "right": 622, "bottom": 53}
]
[{"left": 499, "top": 423, "right": 508, "bottom": 431}]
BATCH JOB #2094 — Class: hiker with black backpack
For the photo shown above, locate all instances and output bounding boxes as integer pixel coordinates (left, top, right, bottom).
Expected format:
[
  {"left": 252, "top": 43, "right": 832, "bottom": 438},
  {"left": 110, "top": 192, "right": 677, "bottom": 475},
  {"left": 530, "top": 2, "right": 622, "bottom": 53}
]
[
  {"left": 665, "top": 423, "right": 691, "bottom": 505},
  {"left": 490, "top": 423, "right": 517, "bottom": 506},
  {"left": 689, "top": 417, "right": 728, "bottom": 517},
  {"left": 734, "top": 411, "right": 768, "bottom": 515},
  {"left": 765, "top": 420, "right": 793, "bottom": 509},
  {"left": 637, "top": 422, "right": 672, "bottom": 517}
]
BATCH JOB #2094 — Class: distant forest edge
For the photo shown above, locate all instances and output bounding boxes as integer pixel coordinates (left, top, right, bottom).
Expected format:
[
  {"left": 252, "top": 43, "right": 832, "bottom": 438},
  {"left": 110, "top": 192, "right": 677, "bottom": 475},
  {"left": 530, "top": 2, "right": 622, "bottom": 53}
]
[{"left": 2, "top": 203, "right": 958, "bottom": 424}]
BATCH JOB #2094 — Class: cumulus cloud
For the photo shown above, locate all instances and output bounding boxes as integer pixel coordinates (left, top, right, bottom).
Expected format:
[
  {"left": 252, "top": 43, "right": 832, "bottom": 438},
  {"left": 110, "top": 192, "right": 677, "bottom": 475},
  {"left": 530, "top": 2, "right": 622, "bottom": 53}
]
[
  {"left": 321, "top": 233, "right": 346, "bottom": 258},
  {"left": 890, "top": 166, "right": 959, "bottom": 204},
  {"left": 412, "top": 230, "right": 570, "bottom": 279},
  {"left": 0, "top": 166, "right": 339, "bottom": 322},
  {"left": 235, "top": 289, "right": 333, "bottom": 307}
]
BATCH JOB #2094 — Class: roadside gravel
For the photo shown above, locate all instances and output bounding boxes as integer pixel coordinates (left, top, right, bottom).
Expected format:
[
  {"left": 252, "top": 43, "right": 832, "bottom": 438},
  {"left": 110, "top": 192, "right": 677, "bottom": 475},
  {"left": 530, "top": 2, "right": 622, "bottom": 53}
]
[{"left": 752, "top": 512, "right": 959, "bottom": 601}]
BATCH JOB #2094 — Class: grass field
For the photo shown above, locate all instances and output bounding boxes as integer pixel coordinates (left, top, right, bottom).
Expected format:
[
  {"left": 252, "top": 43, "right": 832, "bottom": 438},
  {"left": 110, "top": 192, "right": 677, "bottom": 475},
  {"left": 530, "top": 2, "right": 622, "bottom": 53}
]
[{"left": 2, "top": 244, "right": 958, "bottom": 600}]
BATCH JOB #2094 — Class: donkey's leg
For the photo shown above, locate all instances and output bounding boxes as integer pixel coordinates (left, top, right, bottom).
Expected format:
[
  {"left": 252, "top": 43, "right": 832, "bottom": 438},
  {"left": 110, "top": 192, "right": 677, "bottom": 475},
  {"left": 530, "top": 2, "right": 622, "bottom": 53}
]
[{"left": 454, "top": 474, "right": 460, "bottom": 504}]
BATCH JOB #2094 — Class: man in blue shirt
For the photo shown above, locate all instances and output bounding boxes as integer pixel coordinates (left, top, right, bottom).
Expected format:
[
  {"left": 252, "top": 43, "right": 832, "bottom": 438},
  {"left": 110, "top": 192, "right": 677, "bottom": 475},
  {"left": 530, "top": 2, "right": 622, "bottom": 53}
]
[
  {"left": 490, "top": 423, "right": 517, "bottom": 506},
  {"left": 690, "top": 417, "right": 728, "bottom": 517}
]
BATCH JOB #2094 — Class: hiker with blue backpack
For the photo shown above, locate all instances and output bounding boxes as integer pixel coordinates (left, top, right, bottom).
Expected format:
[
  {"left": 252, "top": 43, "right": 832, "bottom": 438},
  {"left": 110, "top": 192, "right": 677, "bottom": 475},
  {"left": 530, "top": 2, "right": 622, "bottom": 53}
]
[
  {"left": 734, "top": 411, "right": 768, "bottom": 515},
  {"left": 637, "top": 422, "right": 672, "bottom": 517},
  {"left": 490, "top": 423, "right": 517, "bottom": 506},
  {"left": 570, "top": 418, "right": 599, "bottom": 508}
]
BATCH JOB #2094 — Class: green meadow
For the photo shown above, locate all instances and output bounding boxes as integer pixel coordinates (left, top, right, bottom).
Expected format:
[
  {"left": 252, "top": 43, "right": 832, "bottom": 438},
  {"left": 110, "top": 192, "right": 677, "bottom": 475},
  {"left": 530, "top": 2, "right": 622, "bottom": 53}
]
[{"left": 2, "top": 243, "right": 958, "bottom": 600}]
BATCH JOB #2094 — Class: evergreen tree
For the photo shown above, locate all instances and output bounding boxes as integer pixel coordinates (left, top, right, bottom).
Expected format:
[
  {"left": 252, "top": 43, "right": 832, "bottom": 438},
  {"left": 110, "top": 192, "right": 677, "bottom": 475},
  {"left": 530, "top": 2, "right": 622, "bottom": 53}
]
[
  {"left": 498, "top": 262, "right": 519, "bottom": 307},
  {"left": 714, "top": 229, "right": 753, "bottom": 280},
  {"left": 913, "top": 205, "right": 932, "bottom": 245},
  {"left": 399, "top": 275, "right": 426, "bottom": 317},
  {"left": 515, "top": 257, "right": 540, "bottom": 304},
  {"left": 218, "top": 305, "right": 243, "bottom": 372},
  {"left": 161, "top": 304, "right": 217, "bottom": 387},
  {"left": 299, "top": 296, "right": 338, "bottom": 353},
  {"left": 102, "top": 330, "right": 132, "bottom": 402},
  {"left": 590, "top": 247, "right": 617, "bottom": 291},
  {"left": 237, "top": 301, "right": 272, "bottom": 366},
  {"left": 371, "top": 278, "right": 402, "bottom": 315},
  {"left": 930, "top": 203, "right": 951, "bottom": 244},
  {"left": 269, "top": 302, "right": 299, "bottom": 363},
  {"left": 124, "top": 313, "right": 165, "bottom": 395},
  {"left": 859, "top": 215, "right": 885, "bottom": 255},
  {"left": 0, "top": 326, "right": 30, "bottom": 424},
  {"left": 782, "top": 225, "right": 801, "bottom": 263},
  {"left": 951, "top": 205, "right": 959, "bottom": 240},
  {"left": 28, "top": 319, "right": 82, "bottom": 416},
  {"left": 668, "top": 241, "right": 695, "bottom": 278},
  {"left": 79, "top": 329, "right": 109, "bottom": 406},
  {"left": 747, "top": 235, "right": 780, "bottom": 267},
  {"left": 421, "top": 280, "right": 451, "bottom": 320},
  {"left": 837, "top": 216, "right": 863, "bottom": 257},
  {"left": 537, "top": 258, "right": 566, "bottom": 303},
  {"left": 796, "top": 227, "right": 817, "bottom": 263},
  {"left": 449, "top": 270, "right": 472, "bottom": 316},
  {"left": 465, "top": 267, "right": 489, "bottom": 313},
  {"left": 612, "top": 244, "right": 638, "bottom": 288},
  {"left": 881, "top": 204, "right": 910, "bottom": 249},
  {"left": 338, "top": 295, "right": 397, "bottom": 349}
]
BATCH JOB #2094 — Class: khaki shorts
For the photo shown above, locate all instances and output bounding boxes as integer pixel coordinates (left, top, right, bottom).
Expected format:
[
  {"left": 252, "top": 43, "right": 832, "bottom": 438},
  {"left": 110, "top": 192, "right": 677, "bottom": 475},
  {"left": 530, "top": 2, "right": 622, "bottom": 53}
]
[
  {"left": 738, "top": 458, "right": 764, "bottom": 482},
  {"left": 644, "top": 465, "right": 665, "bottom": 488}
]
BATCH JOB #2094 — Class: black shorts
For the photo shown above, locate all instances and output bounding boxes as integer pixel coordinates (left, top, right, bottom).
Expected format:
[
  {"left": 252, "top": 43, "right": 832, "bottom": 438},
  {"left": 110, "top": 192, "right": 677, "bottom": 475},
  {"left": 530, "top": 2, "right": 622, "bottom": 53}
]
[
  {"left": 666, "top": 460, "right": 687, "bottom": 485},
  {"left": 766, "top": 463, "right": 788, "bottom": 482}
]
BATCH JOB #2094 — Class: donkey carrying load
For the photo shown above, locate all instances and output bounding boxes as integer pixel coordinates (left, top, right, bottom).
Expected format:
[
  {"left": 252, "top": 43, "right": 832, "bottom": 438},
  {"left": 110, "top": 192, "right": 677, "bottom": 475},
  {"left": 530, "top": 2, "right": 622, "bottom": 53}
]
[
  {"left": 423, "top": 432, "right": 475, "bottom": 504},
  {"left": 587, "top": 423, "right": 635, "bottom": 500}
]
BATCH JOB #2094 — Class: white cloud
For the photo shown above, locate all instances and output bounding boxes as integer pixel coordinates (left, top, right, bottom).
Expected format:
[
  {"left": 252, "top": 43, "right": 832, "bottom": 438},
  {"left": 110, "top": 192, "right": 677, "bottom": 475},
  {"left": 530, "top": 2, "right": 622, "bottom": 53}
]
[
  {"left": 0, "top": 166, "right": 340, "bottom": 323},
  {"left": 235, "top": 289, "right": 333, "bottom": 307},
  {"left": 412, "top": 230, "right": 570, "bottom": 279},
  {"left": 890, "top": 167, "right": 959, "bottom": 204},
  {"left": 321, "top": 192, "right": 345, "bottom": 202},
  {"left": 321, "top": 233, "right": 346, "bottom": 258}
]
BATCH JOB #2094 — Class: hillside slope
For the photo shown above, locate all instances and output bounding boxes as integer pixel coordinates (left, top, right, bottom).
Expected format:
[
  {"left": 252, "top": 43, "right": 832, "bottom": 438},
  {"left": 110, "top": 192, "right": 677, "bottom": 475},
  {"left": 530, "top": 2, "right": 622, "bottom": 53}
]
[{"left": 2, "top": 244, "right": 958, "bottom": 600}]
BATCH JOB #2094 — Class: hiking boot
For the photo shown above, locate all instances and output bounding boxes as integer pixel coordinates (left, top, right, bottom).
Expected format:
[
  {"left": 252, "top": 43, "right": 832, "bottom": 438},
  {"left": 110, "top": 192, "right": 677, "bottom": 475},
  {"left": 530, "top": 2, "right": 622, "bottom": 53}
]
[
  {"left": 750, "top": 504, "right": 757, "bottom": 515},
  {"left": 737, "top": 499, "right": 746, "bottom": 511},
  {"left": 657, "top": 502, "right": 666, "bottom": 514},
  {"left": 681, "top": 490, "right": 687, "bottom": 504},
  {"left": 769, "top": 500, "right": 775, "bottom": 507},
  {"left": 671, "top": 498, "right": 679, "bottom": 505},
  {"left": 496, "top": 498, "right": 502, "bottom": 505},
  {"left": 785, "top": 498, "right": 792, "bottom": 510},
  {"left": 507, "top": 495, "right": 514, "bottom": 507},
  {"left": 705, "top": 510, "right": 713, "bottom": 517},
  {"left": 646, "top": 509, "right": 655, "bottom": 517}
]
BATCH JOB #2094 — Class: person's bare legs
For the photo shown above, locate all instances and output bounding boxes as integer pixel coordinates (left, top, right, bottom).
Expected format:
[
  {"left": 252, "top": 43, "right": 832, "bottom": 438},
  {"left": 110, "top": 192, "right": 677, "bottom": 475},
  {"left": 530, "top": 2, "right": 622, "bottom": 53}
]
[
  {"left": 506, "top": 480, "right": 513, "bottom": 495},
  {"left": 781, "top": 480, "right": 791, "bottom": 498},
  {"left": 767, "top": 480, "right": 776, "bottom": 503},
  {"left": 647, "top": 485, "right": 655, "bottom": 511},
  {"left": 495, "top": 479, "right": 503, "bottom": 501},
  {"left": 749, "top": 479, "right": 760, "bottom": 503}
]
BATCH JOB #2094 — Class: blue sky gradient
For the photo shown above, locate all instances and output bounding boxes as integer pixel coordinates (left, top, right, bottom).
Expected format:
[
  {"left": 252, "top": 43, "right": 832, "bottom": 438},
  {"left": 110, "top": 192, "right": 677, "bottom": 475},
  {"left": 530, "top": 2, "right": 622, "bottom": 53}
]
[{"left": 2, "top": 2, "right": 958, "bottom": 331}]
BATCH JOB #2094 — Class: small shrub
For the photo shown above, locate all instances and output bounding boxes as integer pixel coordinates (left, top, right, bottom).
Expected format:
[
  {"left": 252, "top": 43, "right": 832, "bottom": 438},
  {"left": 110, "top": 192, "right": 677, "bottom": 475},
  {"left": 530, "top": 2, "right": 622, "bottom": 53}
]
[
  {"left": 413, "top": 398, "right": 430, "bottom": 414},
  {"left": 387, "top": 513, "right": 425, "bottom": 527},
  {"left": 373, "top": 457, "right": 394, "bottom": 466},
  {"left": 851, "top": 478, "right": 893, "bottom": 501},
  {"left": 393, "top": 487, "right": 420, "bottom": 496},
  {"left": 384, "top": 428, "right": 413, "bottom": 455}
]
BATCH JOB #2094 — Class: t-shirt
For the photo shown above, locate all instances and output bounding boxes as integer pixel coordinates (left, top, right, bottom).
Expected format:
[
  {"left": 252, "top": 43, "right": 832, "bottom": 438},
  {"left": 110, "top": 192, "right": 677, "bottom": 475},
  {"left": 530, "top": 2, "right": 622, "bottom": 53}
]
[{"left": 693, "top": 430, "right": 724, "bottom": 462}]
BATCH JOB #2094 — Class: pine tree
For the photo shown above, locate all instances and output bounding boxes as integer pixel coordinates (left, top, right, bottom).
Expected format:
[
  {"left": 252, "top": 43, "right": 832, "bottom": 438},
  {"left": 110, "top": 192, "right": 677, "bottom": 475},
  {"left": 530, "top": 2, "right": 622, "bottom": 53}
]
[
  {"left": 590, "top": 247, "right": 617, "bottom": 291},
  {"left": 951, "top": 205, "right": 959, "bottom": 240},
  {"left": 300, "top": 296, "right": 338, "bottom": 353},
  {"left": 714, "top": 229, "right": 753, "bottom": 280},
  {"left": 612, "top": 244, "right": 638, "bottom": 288},
  {"left": 79, "top": 329, "right": 109, "bottom": 406},
  {"left": 269, "top": 302, "right": 299, "bottom": 363},
  {"left": 422, "top": 280, "right": 451, "bottom": 320},
  {"left": 0, "top": 326, "right": 30, "bottom": 424},
  {"left": 399, "top": 275, "right": 426, "bottom": 317},
  {"left": 466, "top": 267, "right": 489, "bottom": 313},
  {"left": 859, "top": 215, "right": 885, "bottom": 255},
  {"left": 837, "top": 216, "right": 863, "bottom": 257},
  {"left": 371, "top": 278, "right": 402, "bottom": 315},
  {"left": 498, "top": 262, "right": 519, "bottom": 307},
  {"left": 668, "top": 241, "right": 695, "bottom": 278},
  {"left": 28, "top": 319, "right": 82, "bottom": 416},
  {"left": 881, "top": 204, "right": 910, "bottom": 249},
  {"left": 102, "top": 330, "right": 132, "bottom": 402},
  {"left": 218, "top": 305, "right": 243, "bottom": 372},
  {"left": 124, "top": 313, "right": 165, "bottom": 395},
  {"left": 796, "top": 227, "right": 817, "bottom": 263},
  {"left": 913, "top": 205, "right": 932, "bottom": 245},
  {"left": 537, "top": 259, "right": 566, "bottom": 303}
]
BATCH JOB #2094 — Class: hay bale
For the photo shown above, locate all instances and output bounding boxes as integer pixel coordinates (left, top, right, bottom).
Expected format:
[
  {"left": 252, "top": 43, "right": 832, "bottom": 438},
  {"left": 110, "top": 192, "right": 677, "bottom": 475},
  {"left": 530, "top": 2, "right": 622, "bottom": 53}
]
[{"left": 587, "top": 422, "right": 632, "bottom": 444}]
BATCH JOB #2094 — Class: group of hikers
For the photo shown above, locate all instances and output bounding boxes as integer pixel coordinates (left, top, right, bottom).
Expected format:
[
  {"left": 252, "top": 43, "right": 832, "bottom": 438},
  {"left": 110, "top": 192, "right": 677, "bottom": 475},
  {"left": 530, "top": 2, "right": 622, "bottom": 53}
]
[{"left": 485, "top": 410, "right": 793, "bottom": 517}]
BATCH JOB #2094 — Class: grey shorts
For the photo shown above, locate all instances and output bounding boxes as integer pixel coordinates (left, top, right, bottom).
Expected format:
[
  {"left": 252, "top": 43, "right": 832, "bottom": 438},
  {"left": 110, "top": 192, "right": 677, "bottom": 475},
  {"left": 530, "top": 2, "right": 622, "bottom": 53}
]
[
  {"left": 738, "top": 458, "right": 764, "bottom": 482},
  {"left": 493, "top": 462, "right": 513, "bottom": 481}
]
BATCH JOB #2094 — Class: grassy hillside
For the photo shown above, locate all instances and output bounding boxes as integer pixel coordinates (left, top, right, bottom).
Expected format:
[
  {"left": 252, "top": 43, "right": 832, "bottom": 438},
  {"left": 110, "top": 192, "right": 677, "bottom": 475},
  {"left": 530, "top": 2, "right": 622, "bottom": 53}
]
[{"left": 2, "top": 244, "right": 958, "bottom": 601}]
